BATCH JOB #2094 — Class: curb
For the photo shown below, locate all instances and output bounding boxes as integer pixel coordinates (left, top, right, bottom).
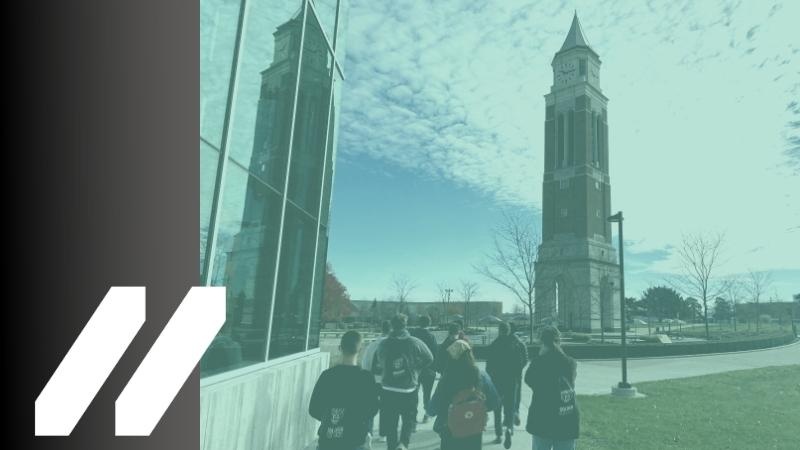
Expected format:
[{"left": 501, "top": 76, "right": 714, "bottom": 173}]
[{"left": 573, "top": 338, "right": 800, "bottom": 362}]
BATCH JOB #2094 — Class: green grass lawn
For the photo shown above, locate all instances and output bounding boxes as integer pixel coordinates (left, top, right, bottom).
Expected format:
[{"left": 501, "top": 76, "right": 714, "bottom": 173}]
[{"left": 577, "top": 365, "right": 800, "bottom": 449}]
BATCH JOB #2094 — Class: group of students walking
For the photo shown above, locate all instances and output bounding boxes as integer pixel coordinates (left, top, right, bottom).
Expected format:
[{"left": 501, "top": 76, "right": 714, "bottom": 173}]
[{"left": 309, "top": 313, "right": 579, "bottom": 450}]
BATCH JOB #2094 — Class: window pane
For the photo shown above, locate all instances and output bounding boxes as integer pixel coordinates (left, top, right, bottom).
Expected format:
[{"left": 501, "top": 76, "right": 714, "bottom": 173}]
[
  {"left": 200, "top": 161, "right": 283, "bottom": 376},
  {"left": 308, "top": 60, "right": 342, "bottom": 350},
  {"left": 307, "top": 224, "right": 328, "bottom": 350},
  {"left": 269, "top": 204, "right": 318, "bottom": 358},
  {"left": 310, "top": 0, "right": 338, "bottom": 46},
  {"left": 226, "top": 0, "right": 305, "bottom": 192},
  {"left": 286, "top": 12, "right": 334, "bottom": 217},
  {"left": 200, "top": 0, "right": 241, "bottom": 147}
]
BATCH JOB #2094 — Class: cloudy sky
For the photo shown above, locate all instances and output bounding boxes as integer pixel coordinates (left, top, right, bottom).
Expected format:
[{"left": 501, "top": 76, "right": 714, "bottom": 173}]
[{"left": 326, "top": 0, "right": 800, "bottom": 310}]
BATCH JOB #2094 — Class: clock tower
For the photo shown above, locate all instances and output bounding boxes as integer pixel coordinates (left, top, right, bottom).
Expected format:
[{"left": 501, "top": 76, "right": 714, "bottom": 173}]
[{"left": 534, "top": 13, "right": 621, "bottom": 332}]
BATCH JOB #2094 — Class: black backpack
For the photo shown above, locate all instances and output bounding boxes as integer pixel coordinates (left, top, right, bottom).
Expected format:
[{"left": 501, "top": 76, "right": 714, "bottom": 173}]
[{"left": 381, "top": 338, "right": 414, "bottom": 388}]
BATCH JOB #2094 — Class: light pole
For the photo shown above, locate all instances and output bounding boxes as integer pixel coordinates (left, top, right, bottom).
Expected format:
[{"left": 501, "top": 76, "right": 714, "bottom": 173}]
[{"left": 608, "top": 211, "right": 636, "bottom": 395}]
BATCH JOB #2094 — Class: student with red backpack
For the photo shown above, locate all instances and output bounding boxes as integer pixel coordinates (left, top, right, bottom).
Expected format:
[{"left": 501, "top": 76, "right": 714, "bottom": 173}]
[{"left": 426, "top": 340, "right": 499, "bottom": 450}]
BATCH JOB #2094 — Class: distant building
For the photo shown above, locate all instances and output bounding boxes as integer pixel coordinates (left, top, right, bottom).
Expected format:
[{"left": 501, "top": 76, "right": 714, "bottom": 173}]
[
  {"left": 534, "top": 13, "right": 621, "bottom": 332},
  {"left": 350, "top": 300, "right": 503, "bottom": 325}
]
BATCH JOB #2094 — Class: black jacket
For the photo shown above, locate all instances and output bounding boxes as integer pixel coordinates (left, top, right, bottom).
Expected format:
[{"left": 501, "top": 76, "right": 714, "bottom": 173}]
[
  {"left": 486, "top": 334, "right": 528, "bottom": 388},
  {"left": 525, "top": 350, "right": 579, "bottom": 440},
  {"left": 410, "top": 327, "right": 438, "bottom": 375},
  {"left": 309, "top": 365, "right": 380, "bottom": 449}
]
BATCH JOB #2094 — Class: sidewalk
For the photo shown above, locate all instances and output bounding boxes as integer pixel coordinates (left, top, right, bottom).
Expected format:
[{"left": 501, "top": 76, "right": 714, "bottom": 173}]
[{"left": 573, "top": 340, "right": 800, "bottom": 394}]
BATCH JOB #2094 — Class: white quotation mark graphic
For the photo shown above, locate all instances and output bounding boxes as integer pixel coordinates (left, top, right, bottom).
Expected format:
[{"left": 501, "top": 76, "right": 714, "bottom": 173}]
[{"left": 34, "top": 286, "right": 225, "bottom": 436}]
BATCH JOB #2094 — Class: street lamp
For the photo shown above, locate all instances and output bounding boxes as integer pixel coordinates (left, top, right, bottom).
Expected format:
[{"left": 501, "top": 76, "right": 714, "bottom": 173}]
[{"left": 608, "top": 211, "right": 637, "bottom": 396}]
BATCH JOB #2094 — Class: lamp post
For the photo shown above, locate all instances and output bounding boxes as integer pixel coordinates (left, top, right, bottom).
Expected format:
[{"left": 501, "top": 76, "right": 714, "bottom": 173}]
[{"left": 608, "top": 211, "right": 636, "bottom": 395}]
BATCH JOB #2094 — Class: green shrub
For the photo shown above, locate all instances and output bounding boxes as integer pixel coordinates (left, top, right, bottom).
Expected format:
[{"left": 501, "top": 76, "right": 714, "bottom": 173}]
[{"left": 563, "top": 332, "right": 591, "bottom": 343}]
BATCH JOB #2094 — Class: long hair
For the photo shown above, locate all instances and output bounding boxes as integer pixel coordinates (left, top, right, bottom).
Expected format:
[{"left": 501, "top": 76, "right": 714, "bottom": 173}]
[
  {"left": 539, "top": 326, "right": 576, "bottom": 380},
  {"left": 443, "top": 347, "right": 480, "bottom": 391},
  {"left": 539, "top": 326, "right": 567, "bottom": 357}
]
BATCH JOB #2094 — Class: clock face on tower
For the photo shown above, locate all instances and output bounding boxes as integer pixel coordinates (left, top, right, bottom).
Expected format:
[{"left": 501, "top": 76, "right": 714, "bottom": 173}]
[
  {"left": 590, "top": 67, "right": 599, "bottom": 83},
  {"left": 555, "top": 60, "right": 576, "bottom": 84}
]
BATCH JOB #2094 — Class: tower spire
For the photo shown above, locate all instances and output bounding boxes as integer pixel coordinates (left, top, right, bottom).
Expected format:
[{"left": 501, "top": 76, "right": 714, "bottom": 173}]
[{"left": 559, "top": 11, "right": 592, "bottom": 52}]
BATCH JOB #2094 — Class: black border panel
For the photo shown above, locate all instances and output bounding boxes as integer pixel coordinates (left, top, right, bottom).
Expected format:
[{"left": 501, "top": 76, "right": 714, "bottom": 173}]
[{"left": 17, "top": 1, "right": 200, "bottom": 448}]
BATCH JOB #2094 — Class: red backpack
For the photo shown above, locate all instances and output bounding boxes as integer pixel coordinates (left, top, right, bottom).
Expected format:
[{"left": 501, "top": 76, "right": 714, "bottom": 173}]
[{"left": 447, "top": 387, "right": 488, "bottom": 438}]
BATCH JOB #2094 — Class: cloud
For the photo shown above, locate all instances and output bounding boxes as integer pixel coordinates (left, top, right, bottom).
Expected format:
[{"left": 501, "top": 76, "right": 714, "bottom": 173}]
[{"left": 338, "top": 0, "right": 800, "bottom": 278}]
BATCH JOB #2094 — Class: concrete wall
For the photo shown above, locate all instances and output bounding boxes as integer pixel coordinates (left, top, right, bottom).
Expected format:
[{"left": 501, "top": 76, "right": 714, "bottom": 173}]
[{"left": 200, "top": 350, "right": 330, "bottom": 450}]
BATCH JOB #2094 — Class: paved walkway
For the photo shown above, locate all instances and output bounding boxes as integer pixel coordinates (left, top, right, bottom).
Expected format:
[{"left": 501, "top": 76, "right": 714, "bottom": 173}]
[{"left": 373, "top": 341, "right": 800, "bottom": 450}]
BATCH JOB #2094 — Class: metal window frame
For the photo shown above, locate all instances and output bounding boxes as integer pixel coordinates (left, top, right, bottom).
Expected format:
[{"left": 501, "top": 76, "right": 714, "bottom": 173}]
[{"left": 200, "top": 0, "right": 247, "bottom": 286}]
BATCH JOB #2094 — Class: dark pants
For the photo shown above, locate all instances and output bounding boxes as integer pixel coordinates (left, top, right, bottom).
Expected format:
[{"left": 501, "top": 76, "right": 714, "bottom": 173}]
[
  {"left": 514, "top": 373, "right": 523, "bottom": 419},
  {"left": 381, "top": 389, "right": 417, "bottom": 450},
  {"left": 440, "top": 432, "right": 482, "bottom": 450},
  {"left": 420, "top": 370, "right": 435, "bottom": 412},
  {"left": 493, "top": 379, "right": 519, "bottom": 435}
]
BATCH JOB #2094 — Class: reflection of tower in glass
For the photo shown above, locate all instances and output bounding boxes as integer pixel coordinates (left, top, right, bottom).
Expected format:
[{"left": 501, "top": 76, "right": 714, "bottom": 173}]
[{"left": 224, "top": 10, "right": 332, "bottom": 362}]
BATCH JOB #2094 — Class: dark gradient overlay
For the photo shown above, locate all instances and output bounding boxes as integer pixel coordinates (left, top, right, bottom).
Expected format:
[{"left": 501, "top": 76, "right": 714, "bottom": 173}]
[{"left": 15, "top": 1, "right": 199, "bottom": 448}]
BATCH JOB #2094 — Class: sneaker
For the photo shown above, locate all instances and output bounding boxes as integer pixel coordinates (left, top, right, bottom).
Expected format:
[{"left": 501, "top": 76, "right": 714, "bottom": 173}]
[
  {"left": 375, "top": 436, "right": 386, "bottom": 443},
  {"left": 493, "top": 435, "right": 502, "bottom": 444},
  {"left": 503, "top": 428, "right": 512, "bottom": 449}
]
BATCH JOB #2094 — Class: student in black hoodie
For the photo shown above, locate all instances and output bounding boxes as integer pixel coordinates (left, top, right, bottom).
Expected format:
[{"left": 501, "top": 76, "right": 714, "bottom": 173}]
[
  {"left": 486, "top": 321, "right": 528, "bottom": 448},
  {"left": 525, "top": 326, "right": 579, "bottom": 450},
  {"left": 310, "top": 331, "right": 380, "bottom": 450}
]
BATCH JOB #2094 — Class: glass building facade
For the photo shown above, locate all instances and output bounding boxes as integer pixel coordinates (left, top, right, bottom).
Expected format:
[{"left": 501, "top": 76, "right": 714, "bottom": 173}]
[{"left": 200, "top": 0, "right": 347, "bottom": 376}]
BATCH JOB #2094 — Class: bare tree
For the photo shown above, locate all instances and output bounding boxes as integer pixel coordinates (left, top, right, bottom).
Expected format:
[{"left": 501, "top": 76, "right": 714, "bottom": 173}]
[
  {"left": 392, "top": 275, "right": 416, "bottom": 314},
  {"left": 670, "top": 232, "right": 728, "bottom": 339},
  {"left": 460, "top": 281, "right": 479, "bottom": 330},
  {"left": 475, "top": 211, "right": 540, "bottom": 340},
  {"left": 726, "top": 277, "right": 744, "bottom": 331},
  {"left": 436, "top": 282, "right": 453, "bottom": 326},
  {"left": 743, "top": 270, "right": 772, "bottom": 332}
]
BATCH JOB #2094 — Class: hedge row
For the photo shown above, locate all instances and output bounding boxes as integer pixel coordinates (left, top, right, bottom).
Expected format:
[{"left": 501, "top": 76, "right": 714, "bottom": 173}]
[{"left": 472, "top": 332, "right": 797, "bottom": 360}]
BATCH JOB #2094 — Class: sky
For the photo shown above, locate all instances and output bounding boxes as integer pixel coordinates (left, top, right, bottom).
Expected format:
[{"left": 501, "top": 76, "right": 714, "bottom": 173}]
[{"left": 326, "top": 0, "right": 800, "bottom": 311}]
